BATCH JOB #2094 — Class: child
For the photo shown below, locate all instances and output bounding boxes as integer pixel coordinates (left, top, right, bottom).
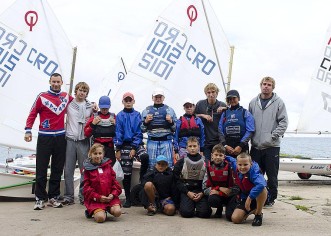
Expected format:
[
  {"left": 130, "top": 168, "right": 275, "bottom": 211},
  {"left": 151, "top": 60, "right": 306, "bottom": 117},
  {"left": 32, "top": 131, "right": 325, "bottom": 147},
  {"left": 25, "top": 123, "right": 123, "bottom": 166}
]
[
  {"left": 226, "top": 152, "right": 267, "bottom": 226},
  {"left": 84, "top": 96, "right": 116, "bottom": 166},
  {"left": 83, "top": 143, "right": 122, "bottom": 223},
  {"left": 115, "top": 92, "right": 149, "bottom": 208},
  {"left": 173, "top": 137, "right": 212, "bottom": 218},
  {"left": 202, "top": 144, "right": 238, "bottom": 220},
  {"left": 174, "top": 98, "right": 205, "bottom": 161},
  {"left": 140, "top": 155, "right": 176, "bottom": 216}
]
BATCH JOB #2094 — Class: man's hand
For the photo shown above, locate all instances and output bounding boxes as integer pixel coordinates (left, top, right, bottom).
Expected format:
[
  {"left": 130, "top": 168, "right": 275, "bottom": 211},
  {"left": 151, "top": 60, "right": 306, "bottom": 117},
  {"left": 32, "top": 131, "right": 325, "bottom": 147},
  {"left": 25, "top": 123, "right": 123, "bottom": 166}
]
[{"left": 24, "top": 133, "right": 32, "bottom": 142}]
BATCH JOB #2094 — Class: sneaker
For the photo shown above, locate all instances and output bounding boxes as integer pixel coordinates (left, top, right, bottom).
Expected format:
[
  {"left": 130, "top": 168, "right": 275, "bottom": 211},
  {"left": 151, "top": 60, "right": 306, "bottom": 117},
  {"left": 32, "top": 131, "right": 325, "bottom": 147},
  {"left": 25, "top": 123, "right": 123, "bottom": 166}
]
[
  {"left": 62, "top": 199, "right": 74, "bottom": 206},
  {"left": 34, "top": 200, "right": 45, "bottom": 210},
  {"left": 123, "top": 199, "right": 131, "bottom": 208},
  {"left": 264, "top": 200, "right": 275, "bottom": 208},
  {"left": 213, "top": 208, "right": 223, "bottom": 218},
  {"left": 48, "top": 198, "right": 63, "bottom": 208},
  {"left": 252, "top": 213, "right": 263, "bottom": 226}
]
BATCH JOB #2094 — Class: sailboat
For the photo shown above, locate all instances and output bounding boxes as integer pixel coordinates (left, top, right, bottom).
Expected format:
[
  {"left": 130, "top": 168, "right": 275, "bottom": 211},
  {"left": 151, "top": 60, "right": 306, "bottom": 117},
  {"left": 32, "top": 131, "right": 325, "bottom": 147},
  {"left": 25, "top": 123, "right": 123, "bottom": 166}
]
[
  {"left": 109, "top": 0, "right": 232, "bottom": 114},
  {"left": 279, "top": 23, "right": 331, "bottom": 179},
  {"left": 0, "top": 0, "right": 79, "bottom": 199}
]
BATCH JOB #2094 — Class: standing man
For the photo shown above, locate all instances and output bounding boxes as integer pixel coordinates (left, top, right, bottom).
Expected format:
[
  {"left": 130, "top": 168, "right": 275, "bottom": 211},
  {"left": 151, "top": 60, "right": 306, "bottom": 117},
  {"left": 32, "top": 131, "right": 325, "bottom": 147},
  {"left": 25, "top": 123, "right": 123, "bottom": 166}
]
[
  {"left": 195, "top": 83, "right": 226, "bottom": 161},
  {"left": 63, "top": 82, "right": 95, "bottom": 205},
  {"left": 141, "top": 88, "right": 177, "bottom": 168},
  {"left": 249, "top": 76, "right": 288, "bottom": 207},
  {"left": 24, "top": 73, "right": 73, "bottom": 210}
]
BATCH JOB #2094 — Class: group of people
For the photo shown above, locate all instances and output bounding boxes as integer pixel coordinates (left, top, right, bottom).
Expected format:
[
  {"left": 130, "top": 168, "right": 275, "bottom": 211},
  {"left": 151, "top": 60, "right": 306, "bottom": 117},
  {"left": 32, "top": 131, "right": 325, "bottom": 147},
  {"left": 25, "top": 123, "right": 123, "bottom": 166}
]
[{"left": 24, "top": 73, "right": 288, "bottom": 226}]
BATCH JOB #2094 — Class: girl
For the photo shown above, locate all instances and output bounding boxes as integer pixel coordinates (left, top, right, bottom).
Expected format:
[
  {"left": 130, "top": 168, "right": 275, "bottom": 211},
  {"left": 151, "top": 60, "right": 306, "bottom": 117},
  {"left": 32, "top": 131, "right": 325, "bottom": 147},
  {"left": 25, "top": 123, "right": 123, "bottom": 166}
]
[{"left": 83, "top": 143, "right": 122, "bottom": 223}]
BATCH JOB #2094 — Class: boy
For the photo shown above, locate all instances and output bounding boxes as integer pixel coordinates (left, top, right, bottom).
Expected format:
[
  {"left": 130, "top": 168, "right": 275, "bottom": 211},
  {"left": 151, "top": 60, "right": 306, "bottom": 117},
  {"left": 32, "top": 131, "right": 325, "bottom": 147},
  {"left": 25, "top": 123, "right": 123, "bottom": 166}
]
[
  {"left": 114, "top": 92, "right": 149, "bottom": 208},
  {"left": 173, "top": 137, "right": 212, "bottom": 218},
  {"left": 226, "top": 153, "right": 268, "bottom": 226},
  {"left": 174, "top": 98, "right": 205, "bottom": 161},
  {"left": 141, "top": 88, "right": 177, "bottom": 168},
  {"left": 84, "top": 96, "right": 116, "bottom": 165},
  {"left": 202, "top": 144, "right": 238, "bottom": 220},
  {"left": 140, "top": 155, "right": 176, "bottom": 216}
]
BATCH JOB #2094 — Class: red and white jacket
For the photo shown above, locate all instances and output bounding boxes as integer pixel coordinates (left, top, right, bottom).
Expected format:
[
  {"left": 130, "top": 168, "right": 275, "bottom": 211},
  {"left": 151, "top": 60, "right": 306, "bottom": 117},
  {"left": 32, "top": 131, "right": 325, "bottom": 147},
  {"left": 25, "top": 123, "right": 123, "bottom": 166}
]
[{"left": 25, "top": 90, "right": 73, "bottom": 136}]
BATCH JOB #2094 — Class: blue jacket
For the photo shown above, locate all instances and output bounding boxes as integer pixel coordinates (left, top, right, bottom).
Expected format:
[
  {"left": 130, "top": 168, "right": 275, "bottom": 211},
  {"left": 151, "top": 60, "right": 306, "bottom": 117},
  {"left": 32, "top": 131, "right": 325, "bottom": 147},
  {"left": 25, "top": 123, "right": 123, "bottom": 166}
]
[
  {"left": 114, "top": 108, "right": 143, "bottom": 150},
  {"left": 226, "top": 156, "right": 266, "bottom": 200},
  {"left": 174, "top": 114, "right": 205, "bottom": 152},
  {"left": 218, "top": 105, "right": 255, "bottom": 148}
]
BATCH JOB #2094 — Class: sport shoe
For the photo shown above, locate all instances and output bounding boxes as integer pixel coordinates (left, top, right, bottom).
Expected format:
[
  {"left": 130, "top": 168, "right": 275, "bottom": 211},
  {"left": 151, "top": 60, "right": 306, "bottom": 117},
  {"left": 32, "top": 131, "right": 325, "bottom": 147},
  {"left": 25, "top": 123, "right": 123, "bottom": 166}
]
[
  {"left": 34, "top": 200, "right": 45, "bottom": 210},
  {"left": 62, "top": 199, "right": 74, "bottom": 206},
  {"left": 252, "top": 213, "right": 263, "bottom": 226},
  {"left": 213, "top": 207, "right": 223, "bottom": 218},
  {"left": 123, "top": 199, "right": 131, "bottom": 208},
  {"left": 264, "top": 200, "right": 275, "bottom": 208},
  {"left": 48, "top": 198, "right": 63, "bottom": 208}
]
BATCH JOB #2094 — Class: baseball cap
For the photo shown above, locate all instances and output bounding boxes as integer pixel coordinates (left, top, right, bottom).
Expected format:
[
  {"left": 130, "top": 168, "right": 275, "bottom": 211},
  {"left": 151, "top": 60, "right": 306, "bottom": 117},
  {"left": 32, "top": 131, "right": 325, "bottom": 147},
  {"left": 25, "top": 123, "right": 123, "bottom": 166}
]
[
  {"left": 156, "top": 155, "right": 168, "bottom": 164},
  {"left": 123, "top": 92, "right": 134, "bottom": 100},
  {"left": 152, "top": 88, "right": 165, "bottom": 97},
  {"left": 183, "top": 98, "right": 194, "bottom": 106},
  {"left": 99, "top": 96, "right": 111, "bottom": 109},
  {"left": 226, "top": 90, "right": 240, "bottom": 99}
]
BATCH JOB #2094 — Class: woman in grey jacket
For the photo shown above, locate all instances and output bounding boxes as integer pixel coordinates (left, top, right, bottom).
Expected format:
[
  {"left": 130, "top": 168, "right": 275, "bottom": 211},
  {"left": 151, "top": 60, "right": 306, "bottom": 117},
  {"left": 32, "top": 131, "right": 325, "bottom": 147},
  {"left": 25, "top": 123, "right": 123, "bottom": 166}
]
[{"left": 248, "top": 76, "right": 288, "bottom": 207}]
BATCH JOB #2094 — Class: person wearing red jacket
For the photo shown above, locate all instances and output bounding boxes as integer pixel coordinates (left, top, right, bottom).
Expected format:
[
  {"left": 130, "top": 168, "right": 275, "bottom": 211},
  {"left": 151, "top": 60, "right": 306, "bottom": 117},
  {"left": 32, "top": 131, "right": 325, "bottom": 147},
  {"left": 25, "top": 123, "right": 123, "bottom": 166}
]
[
  {"left": 24, "top": 73, "right": 73, "bottom": 210},
  {"left": 83, "top": 143, "right": 122, "bottom": 223},
  {"left": 84, "top": 96, "right": 116, "bottom": 165}
]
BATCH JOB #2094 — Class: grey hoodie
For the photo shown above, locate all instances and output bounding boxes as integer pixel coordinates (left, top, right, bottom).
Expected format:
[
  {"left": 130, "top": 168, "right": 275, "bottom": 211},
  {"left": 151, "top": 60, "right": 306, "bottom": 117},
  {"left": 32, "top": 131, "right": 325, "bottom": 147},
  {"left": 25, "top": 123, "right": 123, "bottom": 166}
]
[{"left": 249, "top": 93, "right": 288, "bottom": 150}]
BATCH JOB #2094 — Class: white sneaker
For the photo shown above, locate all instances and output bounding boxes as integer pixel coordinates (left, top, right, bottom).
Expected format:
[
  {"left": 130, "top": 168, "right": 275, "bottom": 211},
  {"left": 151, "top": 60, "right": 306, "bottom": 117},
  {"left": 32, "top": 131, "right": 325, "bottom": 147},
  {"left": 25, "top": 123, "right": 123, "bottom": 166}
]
[
  {"left": 48, "top": 198, "right": 63, "bottom": 208},
  {"left": 34, "top": 200, "right": 45, "bottom": 210}
]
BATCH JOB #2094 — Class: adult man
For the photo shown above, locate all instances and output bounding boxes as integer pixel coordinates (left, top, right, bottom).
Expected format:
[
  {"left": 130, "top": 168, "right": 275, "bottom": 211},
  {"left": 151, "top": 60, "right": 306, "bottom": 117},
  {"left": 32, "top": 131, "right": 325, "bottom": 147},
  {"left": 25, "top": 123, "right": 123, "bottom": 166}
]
[
  {"left": 195, "top": 83, "right": 226, "bottom": 161},
  {"left": 249, "top": 76, "right": 288, "bottom": 207},
  {"left": 63, "top": 82, "right": 95, "bottom": 205},
  {"left": 141, "top": 88, "right": 177, "bottom": 168},
  {"left": 24, "top": 73, "right": 73, "bottom": 210}
]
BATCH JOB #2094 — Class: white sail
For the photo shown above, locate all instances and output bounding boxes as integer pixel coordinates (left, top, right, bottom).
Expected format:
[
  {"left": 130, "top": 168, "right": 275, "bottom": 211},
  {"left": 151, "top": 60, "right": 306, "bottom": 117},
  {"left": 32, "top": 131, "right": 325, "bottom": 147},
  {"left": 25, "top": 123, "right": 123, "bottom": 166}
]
[
  {"left": 97, "top": 57, "right": 127, "bottom": 98},
  {"left": 296, "top": 23, "right": 331, "bottom": 134},
  {"left": 0, "top": 0, "right": 73, "bottom": 150},
  {"left": 110, "top": 0, "right": 231, "bottom": 114}
]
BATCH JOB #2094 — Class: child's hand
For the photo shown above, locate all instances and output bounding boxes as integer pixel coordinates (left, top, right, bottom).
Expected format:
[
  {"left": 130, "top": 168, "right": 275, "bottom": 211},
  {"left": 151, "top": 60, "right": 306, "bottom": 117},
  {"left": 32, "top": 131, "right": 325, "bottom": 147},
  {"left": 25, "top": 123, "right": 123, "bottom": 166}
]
[
  {"left": 129, "top": 149, "right": 136, "bottom": 158},
  {"left": 166, "top": 114, "right": 172, "bottom": 123},
  {"left": 210, "top": 189, "right": 219, "bottom": 195},
  {"left": 245, "top": 197, "right": 252, "bottom": 212},
  {"left": 100, "top": 195, "right": 110, "bottom": 203},
  {"left": 187, "top": 191, "right": 195, "bottom": 200},
  {"left": 109, "top": 117, "right": 116, "bottom": 125},
  {"left": 115, "top": 151, "right": 121, "bottom": 160},
  {"left": 107, "top": 194, "right": 114, "bottom": 201},
  {"left": 219, "top": 187, "right": 230, "bottom": 196},
  {"left": 145, "top": 114, "right": 153, "bottom": 123},
  {"left": 233, "top": 146, "right": 242, "bottom": 155},
  {"left": 92, "top": 116, "right": 101, "bottom": 125},
  {"left": 193, "top": 192, "right": 203, "bottom": 202}
]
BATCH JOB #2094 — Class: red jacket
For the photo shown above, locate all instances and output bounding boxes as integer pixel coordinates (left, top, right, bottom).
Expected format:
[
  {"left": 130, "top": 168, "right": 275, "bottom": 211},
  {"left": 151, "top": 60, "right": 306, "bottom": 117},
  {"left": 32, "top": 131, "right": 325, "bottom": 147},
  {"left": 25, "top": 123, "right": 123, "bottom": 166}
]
[
  {"left": 25, "top": 90, "right": 73, "bottom": 135},
  {"left": 84, "top": 112, "right": 116, "bottom": 147},
  {"left": 83, "top": 159, "right": 122, "bottom": 214}
]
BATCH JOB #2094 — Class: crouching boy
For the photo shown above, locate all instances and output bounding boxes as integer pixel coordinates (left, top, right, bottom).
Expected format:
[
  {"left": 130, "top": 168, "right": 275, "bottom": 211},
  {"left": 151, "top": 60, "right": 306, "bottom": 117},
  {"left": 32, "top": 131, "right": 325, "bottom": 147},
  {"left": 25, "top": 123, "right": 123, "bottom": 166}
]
[
  {"left": 226, "top": 153, "right": 268, "bottom": 226},
  {"left": 174, "top": 137, "right": 212, "bottom": 218},
  {"left": 140, "top": 155, "right": 176, "bottom": 216}
]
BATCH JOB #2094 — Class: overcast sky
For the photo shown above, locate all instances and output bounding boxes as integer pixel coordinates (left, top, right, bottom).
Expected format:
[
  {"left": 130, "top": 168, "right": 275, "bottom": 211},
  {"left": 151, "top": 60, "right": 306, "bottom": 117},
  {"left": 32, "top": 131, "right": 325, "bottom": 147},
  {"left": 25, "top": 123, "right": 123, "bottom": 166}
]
[{"left": 1, "top": 0, "right": 330, "bottom": 131}]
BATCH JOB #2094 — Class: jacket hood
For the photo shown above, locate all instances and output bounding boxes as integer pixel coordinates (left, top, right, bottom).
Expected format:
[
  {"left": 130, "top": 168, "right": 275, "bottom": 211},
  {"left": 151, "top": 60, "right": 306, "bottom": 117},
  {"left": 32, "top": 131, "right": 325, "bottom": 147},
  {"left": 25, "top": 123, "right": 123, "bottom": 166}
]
[{"left": 83, "top": 158, "right": 111, "bottom": 170}]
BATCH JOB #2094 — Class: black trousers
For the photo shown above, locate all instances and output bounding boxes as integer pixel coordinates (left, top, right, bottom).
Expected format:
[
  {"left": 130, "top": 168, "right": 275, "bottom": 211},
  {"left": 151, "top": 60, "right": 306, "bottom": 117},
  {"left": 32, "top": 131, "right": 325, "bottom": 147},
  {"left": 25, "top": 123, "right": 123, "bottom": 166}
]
[
  {"left": 179, "top": 192, "right": 212, "bottom": 218},
  {"left": 250, "top": 147, "right": 280, "bottom": 202},
  {"left": 35, "top": 135, "right": 66, "bottom": 200},
  {"left": 208, "top": 194, "right": 238, "bottom": 221}
]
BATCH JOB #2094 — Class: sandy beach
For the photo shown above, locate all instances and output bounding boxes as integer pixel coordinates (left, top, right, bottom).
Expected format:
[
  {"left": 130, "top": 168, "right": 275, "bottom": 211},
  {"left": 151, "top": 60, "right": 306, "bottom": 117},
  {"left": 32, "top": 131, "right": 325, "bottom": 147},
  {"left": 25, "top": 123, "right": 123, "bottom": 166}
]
[{"left": 1, "top": 171, "right": 330, "bottom": 236}]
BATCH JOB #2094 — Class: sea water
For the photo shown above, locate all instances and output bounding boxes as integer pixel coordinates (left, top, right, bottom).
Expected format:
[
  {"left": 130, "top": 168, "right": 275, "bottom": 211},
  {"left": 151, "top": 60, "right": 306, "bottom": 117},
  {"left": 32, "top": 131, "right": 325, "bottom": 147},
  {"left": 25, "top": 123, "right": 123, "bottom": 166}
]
[{"left": 1, "top": 137, "right": 330, "bottom": 163}]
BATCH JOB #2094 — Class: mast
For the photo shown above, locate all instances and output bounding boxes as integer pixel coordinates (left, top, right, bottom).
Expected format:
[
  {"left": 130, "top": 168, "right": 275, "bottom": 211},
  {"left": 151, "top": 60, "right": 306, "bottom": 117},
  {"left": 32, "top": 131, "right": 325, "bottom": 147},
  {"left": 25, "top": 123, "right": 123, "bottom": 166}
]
[
  {"left": 226, "top": 46, "right": 235, "bottom": 93},
  {"left": 201, "top": 0, "right": 227, "bottom": 94},
  {"left": 120, "top": 57, "right": 127, "bottom": 75},
  {"left": 68, "top": 47, "right": 77, "bottom": 95}
]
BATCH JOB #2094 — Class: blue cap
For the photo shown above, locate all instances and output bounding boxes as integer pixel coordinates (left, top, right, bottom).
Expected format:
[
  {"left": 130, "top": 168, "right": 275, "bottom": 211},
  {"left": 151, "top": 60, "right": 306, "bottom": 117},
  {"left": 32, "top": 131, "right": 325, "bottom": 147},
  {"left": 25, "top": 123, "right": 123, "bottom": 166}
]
[
  {"left": 99, "top": 96, "right": 111, "bottom": 109},
  {"left": 156, "top": 155, "right": 168, "bottom": 164}
]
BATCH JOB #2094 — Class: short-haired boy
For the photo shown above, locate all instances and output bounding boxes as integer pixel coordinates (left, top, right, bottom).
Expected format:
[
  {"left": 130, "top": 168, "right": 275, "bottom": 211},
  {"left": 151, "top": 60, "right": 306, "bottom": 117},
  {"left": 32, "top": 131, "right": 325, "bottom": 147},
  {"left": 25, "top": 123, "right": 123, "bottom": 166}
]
[
  {"left": 226, "top": 153, "right": 268, "bottom": 226},
  {"left": 173, "top": 137, "right": 212, "bottom": 218},
  {"left": 202, "top": 144, "right": 238, "bottom": 220}
]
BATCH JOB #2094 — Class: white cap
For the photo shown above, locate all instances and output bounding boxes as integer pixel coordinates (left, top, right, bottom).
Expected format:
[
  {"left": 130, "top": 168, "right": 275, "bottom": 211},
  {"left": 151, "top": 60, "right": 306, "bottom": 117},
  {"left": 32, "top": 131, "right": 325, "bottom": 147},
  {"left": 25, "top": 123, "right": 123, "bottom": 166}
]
[
  {"left": 183, "top": 98, "right": 194, "bottom": 106},
  {"left": 152, "top": 88, "right": 165, "bottom": 96}
]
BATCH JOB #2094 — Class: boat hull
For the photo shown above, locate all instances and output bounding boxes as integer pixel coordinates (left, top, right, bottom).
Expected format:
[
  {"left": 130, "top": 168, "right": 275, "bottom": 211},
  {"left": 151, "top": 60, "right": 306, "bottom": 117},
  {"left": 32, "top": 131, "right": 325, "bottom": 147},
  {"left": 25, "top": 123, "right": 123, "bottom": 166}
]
[{"left": 280, "top": 158, "right": 331, "bottom": 175}]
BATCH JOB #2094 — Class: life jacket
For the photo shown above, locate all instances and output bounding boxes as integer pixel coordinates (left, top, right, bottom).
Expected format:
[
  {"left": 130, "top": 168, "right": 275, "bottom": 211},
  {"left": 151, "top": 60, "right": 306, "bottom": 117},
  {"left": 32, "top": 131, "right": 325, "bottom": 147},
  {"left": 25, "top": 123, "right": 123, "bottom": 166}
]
[
  {"left": 206, "top": 160, "right": 233, "bottom": 188},
  {"left": 178, "top": 115, "right": 201, "bottom": 138},
  {"left": 181, "top": 156, "right": 206, "bottom": 181},
  {"left": 233, "top": 171, "right": 254, "bottom": 195},
  {"left": 146, "top": 105, "right": 171, "bottom": 131},
  {"left": 222, "top": 107, "right": 246, "bottom": 147},
  {"left": 92, "top": 112, "right": 116, "bottom": 138}
]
